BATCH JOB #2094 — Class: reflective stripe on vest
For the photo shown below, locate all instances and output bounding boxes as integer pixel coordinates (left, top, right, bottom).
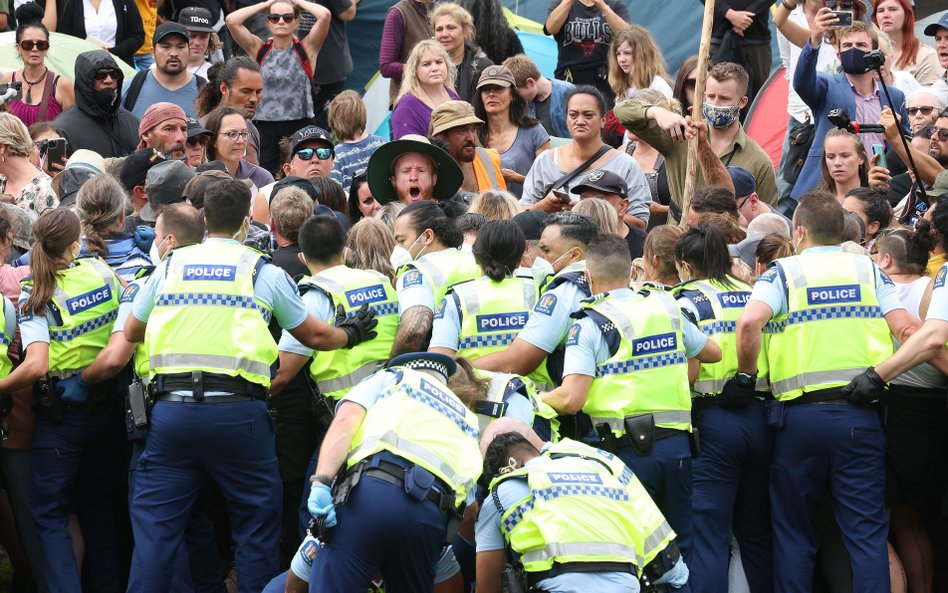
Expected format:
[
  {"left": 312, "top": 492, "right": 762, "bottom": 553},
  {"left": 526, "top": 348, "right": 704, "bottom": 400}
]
[
  {"left": 314, "top": 360, "right": 382, "bottom": 395},
  {"left": 474, "top": 147, "right": 503, "bottom": 189},
  {"left": 149, "top": 353, "right": 272, "bottom": 379},
  {"left": 521, "top": 542, "right": 637, "bottom": 566},
  {"left": 769, "top": 367, "right": 867, "bottom": 396}
]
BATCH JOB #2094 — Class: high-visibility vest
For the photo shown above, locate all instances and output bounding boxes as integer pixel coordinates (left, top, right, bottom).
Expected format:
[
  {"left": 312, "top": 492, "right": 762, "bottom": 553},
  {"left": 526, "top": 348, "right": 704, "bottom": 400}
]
[
  {"left": 301, "top": 266, "right": 398, "bottom": 399},
  {"left": 23, "top": 257, "right": 121, "bottom": 377},
  {"left": 146, "top": 242, "right": 276, "bottom": 387},
  {"left": 472, "top": 369, "right": 560, "bottom": 440},
  {"left": 472, "top": 147, "right": 507, "bottom": 191},
  {"left": 398, "top": 248, "right": 480, "bottom": 311},
  {"left": 490, "top": 455, "right": 643, "bottom": 574},
  {"left": 580, "top": 291, "right": 692, "bottom": 432},
  {"left": 768, "top": 251, "right": 894, "bottom": 401},
  {"left": 346, "top": 368, "right": 482, "bottom": 504}
]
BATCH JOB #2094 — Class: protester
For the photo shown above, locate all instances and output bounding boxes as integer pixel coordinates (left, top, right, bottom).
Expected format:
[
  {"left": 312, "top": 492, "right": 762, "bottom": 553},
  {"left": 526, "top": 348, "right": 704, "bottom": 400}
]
[
  {"left": 431, "top": 3, "right": 493, "bottom": 104},
  {"left": 391, "top": 40, "right": 460, "bottom": 140},
  {"left": 328, "top": 91, "right": 385, "bottom": 194}
]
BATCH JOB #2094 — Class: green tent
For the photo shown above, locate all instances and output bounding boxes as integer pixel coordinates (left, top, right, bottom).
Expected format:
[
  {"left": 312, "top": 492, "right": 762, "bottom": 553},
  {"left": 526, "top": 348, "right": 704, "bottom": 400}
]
[{"left": 0, "top": 32, "right": 137, "bottom": 80}]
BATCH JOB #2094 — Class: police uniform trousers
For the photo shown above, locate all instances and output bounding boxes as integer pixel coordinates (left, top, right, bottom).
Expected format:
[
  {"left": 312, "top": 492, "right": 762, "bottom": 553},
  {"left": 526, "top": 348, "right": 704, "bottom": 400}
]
[
  {"left": 127, "top": 399, "right": 282, "bottom": 593},
  {"left": 615, "top": 432, "right": 694, "bottom": 566},
  {"left": 31, "top": 401, "right": 125, "bottom": 593},
  {"left": 309, "top": 452, "right": 450, "bottom": 593},
  {"left": 690, "top": 400, "right": 773, "bottom": 593},
  {"left": 770, "top": 402, "right": 889, "bottom": 593},
  {"left": 129, "top": 439, "right": 227, "bottom": 593}
]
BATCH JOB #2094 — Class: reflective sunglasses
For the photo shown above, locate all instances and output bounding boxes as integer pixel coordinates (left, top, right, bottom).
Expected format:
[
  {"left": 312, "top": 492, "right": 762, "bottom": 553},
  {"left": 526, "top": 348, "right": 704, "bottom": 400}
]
[
  {"left": 267, "top": 13, "right": 296, "bottom": 23},
  {"left": 296, "top": 147, "right": 333, "bottom": 161},
  {"left": 932, "top": 128, "right": 948, "bottom": 142},
  {"left": 18, "top": 40, "right": 49, "bottom": 51},
  {"left": 907, "top": 106, "right": 936, "bottom": 117},
  {"left": 93, "top": 69, "right": 120, "bottom": 81}
]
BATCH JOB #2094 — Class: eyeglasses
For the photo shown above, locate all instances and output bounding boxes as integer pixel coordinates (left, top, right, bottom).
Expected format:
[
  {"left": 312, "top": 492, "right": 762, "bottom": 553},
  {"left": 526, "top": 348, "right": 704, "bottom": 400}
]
[
  {"left": 684, "top": 78, "right": 697, "bottom": 91},
  {"left": 267, "top": 13, "right": 296, "bottom": 23},
  {"left": 218, "top": 130, "right": 249, "bottom": 141},
  {"left": 932, "top": 128, "right": 948, "bottom": 142},
  {"left": 737, "top": 194, "right": 752, "bottom": 210},
  {"left": 93, "top": 69, "right": 120, "bottom": 81},
  {"left": 18, "top": 40, "right": 49, "bottom": 51},
  {"left": 907, "top": 106, "right": 936, "bottom": 117},
  {"left": 296, "top": 147, "right": 333, "bottom": 161}
]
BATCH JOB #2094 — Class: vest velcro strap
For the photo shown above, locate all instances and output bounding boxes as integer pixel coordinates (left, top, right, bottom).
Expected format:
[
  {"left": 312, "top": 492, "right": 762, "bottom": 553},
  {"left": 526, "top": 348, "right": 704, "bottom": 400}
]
[
  {"left": 771, "top": 368, "right": 865, "bottom": 396},
  {"left": 591, "top": 410, "right": 692, "bottom": 433},
  {"left": 459, "top": 332, "right": 519, "bottom": 350},
  {"left": 526, "top": 561, "right": 635, "bottom": 587},
  {"left": 315, "top": 361, "right": 381, "bottom": 396},
  {"left": 155, "top": 292, "right": 273, "bottom": 322},
  {"left": 49, "top": 309, "right": 117, "bottom": 342},
  {"left": 597, "top": 351, "right": 686, "bottom": 376},
  {"left": 520, "top": 542, "right": 636, "bottom": 567},
  {"left": 149, "top": 353, "right": 272, "bottom": 380},
  {"left": 475, "top": 400, "right": 508, "bottom": 419}
]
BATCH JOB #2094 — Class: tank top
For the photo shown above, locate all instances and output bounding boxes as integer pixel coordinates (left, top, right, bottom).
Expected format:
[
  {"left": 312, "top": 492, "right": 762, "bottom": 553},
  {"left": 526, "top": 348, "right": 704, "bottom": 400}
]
[
  {"left": 8, "top": 71, "right": 62, "bottom": 126},
  {"left": 255, "top": 45, "right": 314, "bottom": 122}
]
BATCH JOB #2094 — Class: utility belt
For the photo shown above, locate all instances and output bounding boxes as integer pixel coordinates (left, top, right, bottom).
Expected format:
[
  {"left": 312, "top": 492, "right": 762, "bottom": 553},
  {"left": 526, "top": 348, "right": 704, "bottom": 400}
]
[
  {"left": 526, "top": 561, "right": 634, "bottom": 589},
  {"left": 334, "top": 452, "right": 462, "bottom": 545},
  {"left": 784, "top": 387, "right": 853, "bottom": 407},
  {"left": 35, "top": 373, "right": 117, "bottom": 422},
  {"left": 125, "top": 378, "right": 151, "bottom": 441},
  {"left": 152, "top": 371, "right": 268, "bottom": 402},
  {"left": 595, "top": 413, "right": 697, "bottom": 458},
  {"left": 692, "top": 391, "right": 772, "bottom": 413}
]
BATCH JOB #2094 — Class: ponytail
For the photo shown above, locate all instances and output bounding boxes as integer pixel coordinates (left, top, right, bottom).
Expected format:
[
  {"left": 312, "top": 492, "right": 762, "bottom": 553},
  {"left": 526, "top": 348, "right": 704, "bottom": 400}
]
[
  {"left": 75, "top": 175, "right": 126, "bottom": 258},
  {"left": 23, "top": 209, "right": 81, "bottom": 316},
  {"left": 675, "top": 225, "right": 736, "bottom": 287},
  {"left": 472, "top": 220, "right": 525, "bottom": 282},
  {"left": 448, "top": 357, "right": 489, "bottom": 410}
]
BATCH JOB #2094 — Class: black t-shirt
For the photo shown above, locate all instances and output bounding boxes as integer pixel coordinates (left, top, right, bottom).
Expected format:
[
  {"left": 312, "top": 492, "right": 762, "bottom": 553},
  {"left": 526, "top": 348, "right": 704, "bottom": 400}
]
[
  {"left": 546, "top": 0, "right": 630, "bottom": 78},
  {"left": 271, "top": 244, "right": 309, "bottom": 280},
  {"left": 624, "top": 224, "right": 646, "bottom": 260},
  {"left": 297, "top": 0, "right": 354, "bottom": 84},
  {"left": 533, "top": 95, "right": 554, "bottom": 138}
]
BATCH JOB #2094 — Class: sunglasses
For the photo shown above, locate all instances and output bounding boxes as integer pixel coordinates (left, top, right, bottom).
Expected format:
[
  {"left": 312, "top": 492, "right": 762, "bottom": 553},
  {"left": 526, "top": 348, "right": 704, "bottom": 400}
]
[
  {"left": 826, "top": 1, "right": 853, "bottom": 9},
  {"left": 907, "top": 106, "right": 936, "bottom": 117},
  {"left": 186, "top": 136, "right": 208, "bottom": 147},
  {"left": 296, "top": 147, "right": 333, "bottom": 161},
  {"left": 684, "top": 78, "right": 697, "bottom": 91},
  {"left": 932, "top": 128, "right": 948, "bottom": 142},
  {"left": 267, "top": 13, "right": 296, "bottom": 23},
  {"left": 18, "top": 40, "right": 49, "bottom": 51},
  {"left": 93, "top": 69, "right": 120, "bottom": 81}
]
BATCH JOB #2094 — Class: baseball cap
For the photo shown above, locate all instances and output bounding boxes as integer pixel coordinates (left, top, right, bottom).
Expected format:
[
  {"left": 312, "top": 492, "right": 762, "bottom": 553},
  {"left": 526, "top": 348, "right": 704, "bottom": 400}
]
[
  {"left": 932, "top": 170, "right": 948, "bottom": 195},
  {"left": 727, "top": 166, "right": 757, "bottom": 198},
  {"left": 477, "top": 65, "right": 517, "bottom": 89},
  {"left": 52, "top": 149, "right": 105, "bottom": 199},
  {"left": 570, "top": 169, "right": 628, "bottom": 197},
  {"left": 290, "top": 125, "right": 333, "bottom": 154},
  {"left": 512, "top": 210, "right": 550, "bottom": 241},
  {"left": 429, "top": 101, "right": 484, "bottom": 137},
  {"left": 923, "top": 12, "right": 948, "bottom": 37},
  {"left": 120, "top": 148, "right": 167, "bottom": 190},
  {"left": 272, "top": 176, "right": 320, "bottom": 204},
  {"left": 728, "top": 232, "right": 763, "bottom": 269},
  {"left": 143, "top": 160, "right": 195, "bottom": 222},
  {"left": 186, "top": 116, "right": 211, "bottom": 139},
  {"left": 178, "top": 6, "right": 214, "bottom": 32},
  {"left": 153, "top": 22, "right": 189, "bottom": 46},
  {"left": 0, "top": 203, "right": 33, "bottom": 251}
]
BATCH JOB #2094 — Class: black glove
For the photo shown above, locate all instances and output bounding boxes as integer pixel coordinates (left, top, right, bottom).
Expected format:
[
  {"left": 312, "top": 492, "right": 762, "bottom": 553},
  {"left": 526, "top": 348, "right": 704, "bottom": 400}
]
[
  {"left": 0, "top": 393, "right": 12, "bottom": 418},
  {"left": 717, "top": 373, "right": 757, "bottom": 409},
  {"left": 841, "top": 367, "right": 886, "bottom": 405},
  {"left": 335, "top": 304, "right": 378, "bottom": 348}
]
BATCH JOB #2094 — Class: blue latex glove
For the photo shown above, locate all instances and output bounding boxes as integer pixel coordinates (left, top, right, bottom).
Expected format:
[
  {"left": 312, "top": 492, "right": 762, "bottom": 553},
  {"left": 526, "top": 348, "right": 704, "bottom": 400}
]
[
  {"left": 307, "top": 483, "right": 337, "bottom": 527},
  {"left": 57, "top": 375, "right": 90, "bottom": 406},
  {"left": 133, "top": 225, "right": 156, "bottom": 255}
]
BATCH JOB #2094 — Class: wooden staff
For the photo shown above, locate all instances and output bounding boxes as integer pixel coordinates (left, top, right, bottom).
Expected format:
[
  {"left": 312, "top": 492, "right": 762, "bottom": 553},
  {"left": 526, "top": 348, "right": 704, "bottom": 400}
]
[{"left": 680, "top": 0, "right": 716, "bottom": 226}]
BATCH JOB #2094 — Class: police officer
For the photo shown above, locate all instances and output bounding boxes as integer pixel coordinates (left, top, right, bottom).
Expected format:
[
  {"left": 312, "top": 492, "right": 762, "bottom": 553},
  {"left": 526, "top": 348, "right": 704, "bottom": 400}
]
[
  {"left": 122, "top": 178, "right": 379, "bottom": 593},
  {"left": 392, "top": 201, "right": 480, "bottom": 355},
  {"left": 671, "top": 226, "right": 772, "bottom": 593},
  {"left": 0, "top": 209, "right": 125, "bottom": 593},
  {"left": 544, "top": 234, "right": 721, "bottom": 563},
  {"left": 473, "top": 212, "right": 597, "bottom": 399},
  {"left": 274, "top": 215, "right": 399, "bottom": 398},
  {"left": 736, "top": 191, "right": 918, "bottom": 593},
  {"left": 306, "top": 352, "right": 482, "bottom": 592},
  {"left": 477, "top": 427, "right": 688, "bottom": 593}
]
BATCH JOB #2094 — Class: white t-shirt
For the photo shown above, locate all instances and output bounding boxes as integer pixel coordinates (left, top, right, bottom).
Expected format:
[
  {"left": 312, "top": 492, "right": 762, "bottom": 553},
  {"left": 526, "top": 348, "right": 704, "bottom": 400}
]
[
  {"left": 188, "top": 61, "right": 212, "bottom": 80},
  {"left": 83, "top": 0, "right": 117, "bottom": 47},
  {"left": 778, "top": 7, "right": 839, "bottom": 124}
]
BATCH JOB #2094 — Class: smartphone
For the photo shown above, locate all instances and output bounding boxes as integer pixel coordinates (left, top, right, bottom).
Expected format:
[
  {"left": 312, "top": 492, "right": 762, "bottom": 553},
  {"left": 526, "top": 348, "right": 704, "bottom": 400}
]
[
  {"left": 827, "top": 1, "right": 853, "bottom": 27},
  {"left": 872, "top": 144, "right": 887, "bottom": 170},
  {"left": 45, "top": 138, "right": 67, "bottom": 167},
  {"left": 552, "top": 189, "right": 573, "bottom": 204}
]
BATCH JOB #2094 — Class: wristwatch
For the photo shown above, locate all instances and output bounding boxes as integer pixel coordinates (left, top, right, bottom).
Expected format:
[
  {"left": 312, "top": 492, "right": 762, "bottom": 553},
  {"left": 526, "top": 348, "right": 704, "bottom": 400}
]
[
  {"left": 734, "top": 371, "right": 757, "bottom": 388},
  {"left": 311, "top": 474, "right": 334, "bottom": 488}
]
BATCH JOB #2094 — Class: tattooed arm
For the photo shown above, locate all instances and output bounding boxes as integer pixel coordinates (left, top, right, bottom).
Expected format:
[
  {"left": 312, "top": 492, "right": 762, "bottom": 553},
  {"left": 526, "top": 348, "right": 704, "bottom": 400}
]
[{"left": 391, "top": 305, "right": 434, "bottom": 356}]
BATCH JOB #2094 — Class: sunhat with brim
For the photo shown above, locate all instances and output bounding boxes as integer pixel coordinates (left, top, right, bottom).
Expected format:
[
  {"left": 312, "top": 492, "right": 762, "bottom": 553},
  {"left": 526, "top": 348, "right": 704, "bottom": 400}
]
[{"left": 366, "top": 134, "right": 463, "bottom": 205}]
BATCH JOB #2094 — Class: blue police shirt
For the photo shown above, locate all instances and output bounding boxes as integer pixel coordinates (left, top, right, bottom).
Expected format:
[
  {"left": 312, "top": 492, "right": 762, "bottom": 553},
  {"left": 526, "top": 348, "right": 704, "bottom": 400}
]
[
  {"left": 131, "top": 239, "right": 308, "bottom": 330},
  {"left": 395, "top": 256, "right": 441, "bottom": 316},
  {"left": 518, "top": 281, "right": 587, "bottom": 354},
  {"left": 563, "top": 289, "right": 708, "bottom": 378},
  {"left": 278, "top": 275, "right": 336, "bottom": 357},
  {"left": 925, "top": 263, "right": 948, "bottom": 322},
  {"left": 748, "top": 246, "right": 903, "bottom": 318},
  {"left": 475, "top": 456, "right": 641, "bottom": 593}
]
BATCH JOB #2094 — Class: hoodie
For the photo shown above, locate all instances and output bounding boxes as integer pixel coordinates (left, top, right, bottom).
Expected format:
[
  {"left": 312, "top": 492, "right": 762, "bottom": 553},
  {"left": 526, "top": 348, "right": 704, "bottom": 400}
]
[{"left": 53, "top": 51, "right": 140, "bottom": 158}]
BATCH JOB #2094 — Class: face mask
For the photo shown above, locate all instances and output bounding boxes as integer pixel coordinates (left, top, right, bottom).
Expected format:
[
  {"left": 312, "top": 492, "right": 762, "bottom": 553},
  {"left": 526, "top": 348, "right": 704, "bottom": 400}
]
[
  {"left": 149, "top": 236, "right": 168, "bottom": 263},
  {"left": 531, "top": 256, "right": 554, "bottom": 285},
  {"left": 92, "top": 89, "right": 118, "bottom": 113},
  {"left": 702, "top": 102, "right": 741, "bottom": 129},
  {"left": 460, "top": 242, "right": 473, "bottom": 254},
  {"left": 390, "top": 245, "right": 412, "bottom": 271},
  {"left": 839, "top": 47, "right": 871, "bottom": 74},
  {"left": 407, "top": 233, "right": 429, "bottom": 260}
]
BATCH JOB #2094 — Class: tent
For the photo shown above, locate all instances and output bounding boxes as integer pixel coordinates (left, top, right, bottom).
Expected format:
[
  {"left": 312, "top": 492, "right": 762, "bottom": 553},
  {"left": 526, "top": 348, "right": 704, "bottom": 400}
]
[
  {"left": 0, "top": 32, "right": 137, "bottom": 79},
  {"left": 744, "top": 65, "right": 789, "bottom": 171}
]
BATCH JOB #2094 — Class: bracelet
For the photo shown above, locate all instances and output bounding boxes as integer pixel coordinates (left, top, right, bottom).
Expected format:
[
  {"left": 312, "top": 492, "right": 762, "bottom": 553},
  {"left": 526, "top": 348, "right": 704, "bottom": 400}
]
[
  {"left": 311, "top": 474, "right": 333, "bottom": 487},
  {"left": 780, "top": 0, "right": 798, "bottom": 11}
]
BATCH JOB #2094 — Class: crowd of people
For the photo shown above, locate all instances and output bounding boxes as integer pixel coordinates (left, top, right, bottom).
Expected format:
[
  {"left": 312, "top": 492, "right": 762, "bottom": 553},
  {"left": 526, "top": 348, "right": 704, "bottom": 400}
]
[{"left": 0, "top": 0, "right": 944, "bottom": 592}]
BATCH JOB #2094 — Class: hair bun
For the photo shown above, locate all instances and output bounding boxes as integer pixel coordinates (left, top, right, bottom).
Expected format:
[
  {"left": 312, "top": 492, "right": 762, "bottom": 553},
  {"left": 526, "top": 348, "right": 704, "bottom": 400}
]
[{"left": 15, "top": 1, "right": 45, "bottom": 25}]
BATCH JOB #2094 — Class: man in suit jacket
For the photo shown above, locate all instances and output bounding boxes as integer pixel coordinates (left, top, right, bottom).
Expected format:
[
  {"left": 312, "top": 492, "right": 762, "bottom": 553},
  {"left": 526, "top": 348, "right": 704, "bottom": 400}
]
[{"left": 790, "top": 17, "right": 909, "bottom": 213}]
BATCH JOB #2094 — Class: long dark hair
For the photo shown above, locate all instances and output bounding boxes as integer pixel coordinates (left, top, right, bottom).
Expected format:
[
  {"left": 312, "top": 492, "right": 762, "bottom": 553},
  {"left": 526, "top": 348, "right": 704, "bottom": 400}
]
[
  {"left": 204, "top": 107, "right": 245, "bottom": 161},
  {"left": 673, "top": 55, "right": 699, "bottom": 114},
  {"left": 472, "top": 83, "right": 539, "bottom": 147},
  {"left": 675, "top": 225, "right": 737, "bottom": 288},
  {"left": 196, "top": 57, "right": 260, "bottom": 117},
  {"left": 457, "top": 0, "right": 518, "bottom": 65},
  {"left": 23, "top": 209, "right": 81, "bottom": 315},
  {"left": 473, "top": 220, "right": 525, "bottom": 282},
  {"left": 347, "top": 170, "right": 369, "bottom": 224}
]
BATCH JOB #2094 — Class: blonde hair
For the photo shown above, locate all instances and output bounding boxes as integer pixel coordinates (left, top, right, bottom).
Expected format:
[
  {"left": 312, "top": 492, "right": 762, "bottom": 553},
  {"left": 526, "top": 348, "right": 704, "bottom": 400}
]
[
  {"left": 328, "top": 90, "right": 367, "bottom": 142},
  {"left": 270, "top": 186, "right": 313, "bottom": 244},
  {"left": 430, "top": 3, "right": 476, "bottom": 43},
  {"left": 643, "top": 224, "right": 684, "bottom": 280},
  {"left": 0, "top": 112, "right": 35, "bottom": 157},
  {"left": 469, "top": 190, "right": 521, "bottom": 220},
  {"left": 377, "top": 201, "right": 405, "bottom": 230},
  {"left": 346, "top": 217, "right": 396, "bottom": 283},
  {"left": 608, "top": 26, "right": 670, "bottom": 98},
  {"left": 396, "top": 40, "right": 457, "bottom": 105},
  {"left": 76, "top": 175, "right": 126, "bottom": 258},
  {"left": 629, "top": 88, "right": 682, "bottom": 115},
  {"left": 573, "top": 198, "right": 620, "bottom": 235}
]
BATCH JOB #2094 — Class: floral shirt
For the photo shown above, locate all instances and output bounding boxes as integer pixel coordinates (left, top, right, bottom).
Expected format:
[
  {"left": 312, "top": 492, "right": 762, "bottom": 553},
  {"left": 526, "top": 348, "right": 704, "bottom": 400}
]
[{"left": 16, "top": 172, "right": 57, "bottom": 215}]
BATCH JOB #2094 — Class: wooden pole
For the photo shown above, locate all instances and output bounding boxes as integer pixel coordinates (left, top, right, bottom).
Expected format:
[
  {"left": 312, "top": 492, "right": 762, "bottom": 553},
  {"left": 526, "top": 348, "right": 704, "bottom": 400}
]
[{"left": 680, "top": 0, "right": 716, "bottom": 226}]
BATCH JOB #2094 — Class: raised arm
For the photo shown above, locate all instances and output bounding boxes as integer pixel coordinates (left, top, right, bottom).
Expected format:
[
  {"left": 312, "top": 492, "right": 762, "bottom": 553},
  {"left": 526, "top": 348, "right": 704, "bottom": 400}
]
[
  {"left": 772, "top": 0, "right": 812, "bottom": 48},
  {"left": 225, "top": 0, "right": 273, "bottom": 58},
  {"left": 544, "top": 0, "right": 575, "bottom": 36},
  {"left": 294, "top": 0, "right": 332, "bottom": 65}
]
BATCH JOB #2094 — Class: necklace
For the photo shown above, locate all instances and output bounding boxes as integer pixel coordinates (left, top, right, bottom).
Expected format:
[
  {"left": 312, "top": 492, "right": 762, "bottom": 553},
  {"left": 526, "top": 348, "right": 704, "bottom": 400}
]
[{"left": 22, "top": 67, "right": 48, "bottom": 104}]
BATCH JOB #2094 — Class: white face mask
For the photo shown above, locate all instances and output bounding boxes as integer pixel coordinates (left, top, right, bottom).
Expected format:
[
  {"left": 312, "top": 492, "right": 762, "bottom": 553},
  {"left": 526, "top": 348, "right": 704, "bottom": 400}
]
[
  {"left": 460, "top": 242, "right": 473, "bottom": 254},
  {"left": 390, "top": 245, "right": 412, "bottom": 271},
  {"left": 149, "top": 235, "right": 168, "bottom": 263},
  {"left": 531, "top": 256, "right": 554, "bottom": 286}
]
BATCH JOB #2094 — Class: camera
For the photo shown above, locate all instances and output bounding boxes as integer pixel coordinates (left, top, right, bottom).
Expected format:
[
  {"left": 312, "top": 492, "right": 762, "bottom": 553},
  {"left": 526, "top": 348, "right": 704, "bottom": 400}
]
[
  {"left": 863, "top": 49, "right": 886, "bottom": 70},
  {"left": 826, "top": 0, "right": 853, "bottom": 27}
]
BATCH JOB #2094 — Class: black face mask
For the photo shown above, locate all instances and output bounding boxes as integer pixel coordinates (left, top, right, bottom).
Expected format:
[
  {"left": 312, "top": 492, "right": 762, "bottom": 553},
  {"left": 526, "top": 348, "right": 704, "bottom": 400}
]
[
  {"left": 92, "top": 88, "right": 118, "bottom": 113},
  {"left": 840, "top": 47, "right": 871, "bottom": 74}
]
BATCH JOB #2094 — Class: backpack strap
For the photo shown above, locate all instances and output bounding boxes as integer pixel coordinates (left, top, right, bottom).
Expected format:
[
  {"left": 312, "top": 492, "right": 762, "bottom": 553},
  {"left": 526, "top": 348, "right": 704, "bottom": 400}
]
[
  {"left": 256, "top": 38, "right": 313, "bottom": 81},
  {"left": 123, "top": 70, "right": 150, "bottom": 113}
]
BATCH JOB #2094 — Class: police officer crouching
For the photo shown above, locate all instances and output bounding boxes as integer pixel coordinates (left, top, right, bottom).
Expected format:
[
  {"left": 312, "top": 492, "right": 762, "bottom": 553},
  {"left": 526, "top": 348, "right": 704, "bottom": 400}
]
[
  {"left": 122, "top": 178, "right": 379, "bottom": 593},
  {"left": 542, "top": 234, "right": 722, "bottom": 564},
  {"left": 306, "top": 352, "right": 482, "bottom": 593}
]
